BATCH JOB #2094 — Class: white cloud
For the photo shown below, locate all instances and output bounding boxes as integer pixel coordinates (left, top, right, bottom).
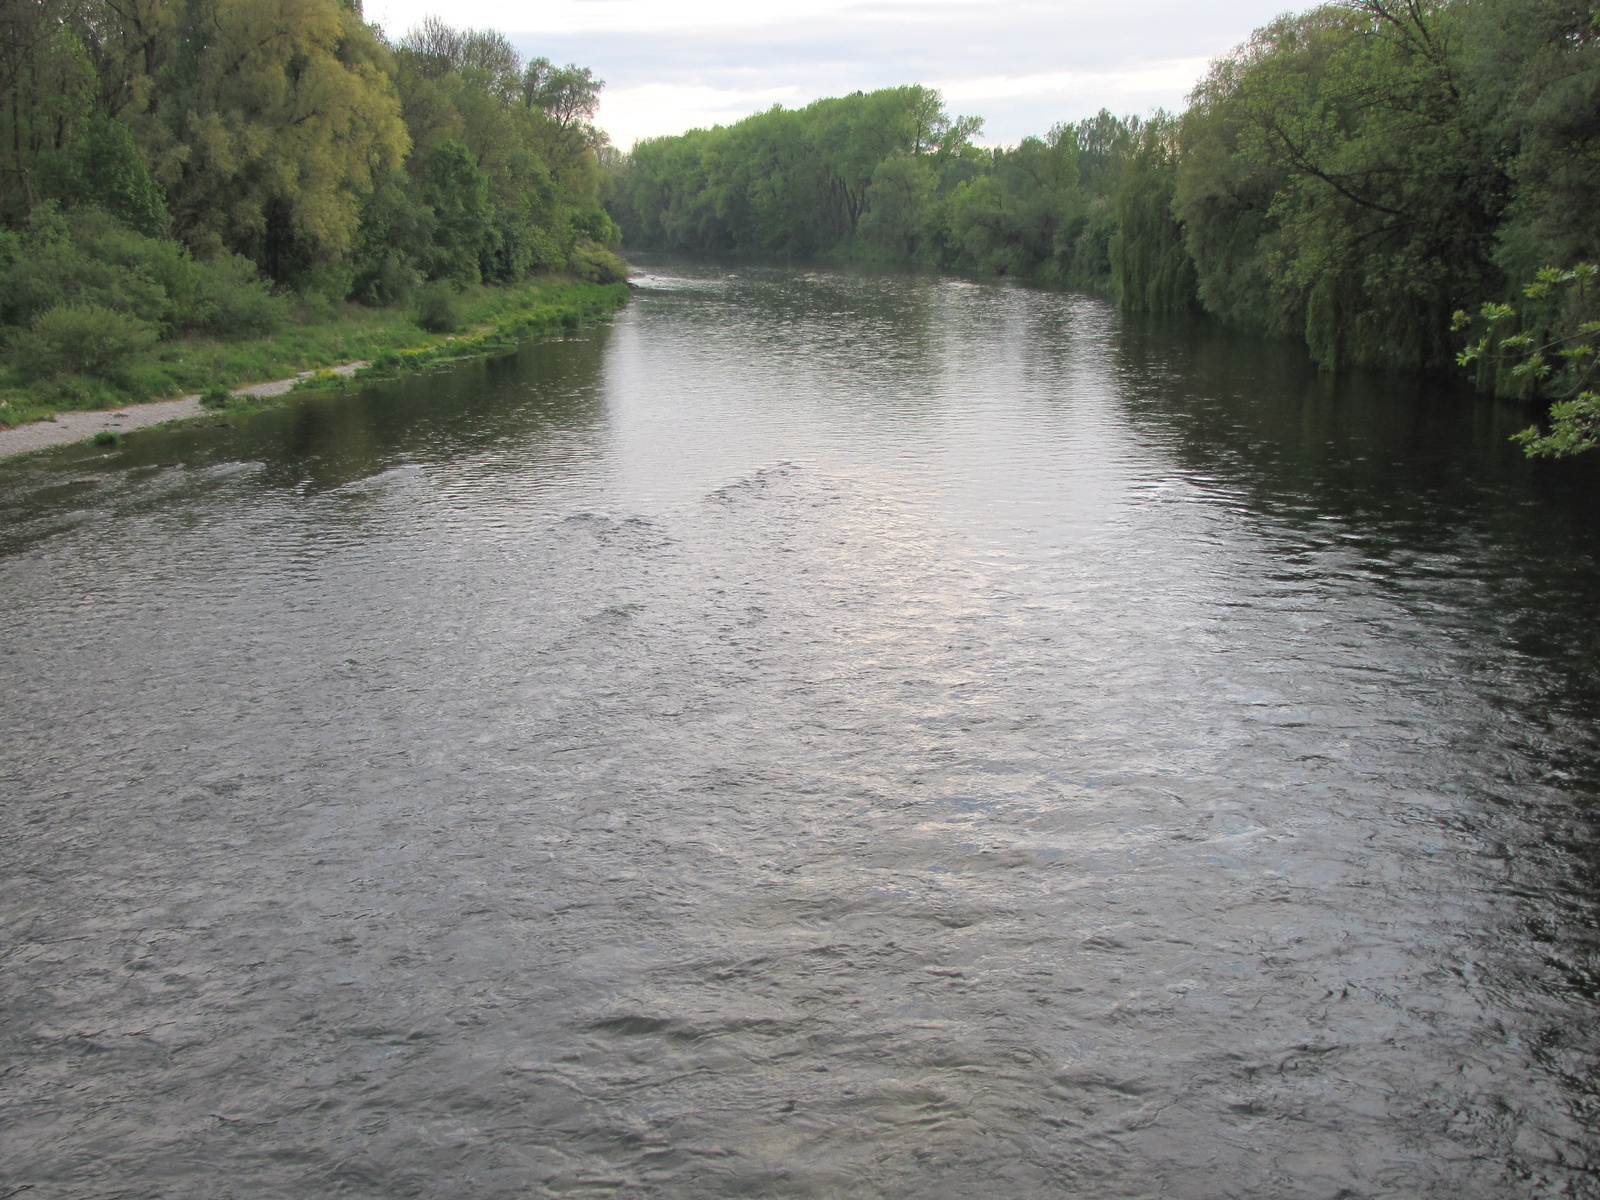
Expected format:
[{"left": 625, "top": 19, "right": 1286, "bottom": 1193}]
[
  {"left": 370, "top": 0, "right": 974, "bottom": 36},
  {"left": 368, "top": 0, "right": 1290, "bottom": 146},
  {"left": 598, "top": 83, "right": 802, "bottom": 146},
  {"left": 938, "top": 73, "right": 1079, "bottom": 103},
  {"left": 939, "top": 58, "right": 1212, "bottom": 104}
]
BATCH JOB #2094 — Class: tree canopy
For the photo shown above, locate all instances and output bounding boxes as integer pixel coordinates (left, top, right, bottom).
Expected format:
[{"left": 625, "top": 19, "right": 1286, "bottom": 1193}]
[
  {"left": 606, "top": 87, "right": 1133, "bottom": 288},
  {"left": 0, "top": 1, "right": 622, "bottom": 299}
]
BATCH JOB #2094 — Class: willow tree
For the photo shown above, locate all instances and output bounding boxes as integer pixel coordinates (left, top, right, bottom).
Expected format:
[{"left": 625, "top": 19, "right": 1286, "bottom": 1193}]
[
  {"left": 1114, "top": 115, "right": 1196, "bottom": 312},
  {"left": 1174, "top": 1, "right": 1508, "bottom": 368},
  {"left": 154, "top": 0, "right": 410, "bottom": 282}
]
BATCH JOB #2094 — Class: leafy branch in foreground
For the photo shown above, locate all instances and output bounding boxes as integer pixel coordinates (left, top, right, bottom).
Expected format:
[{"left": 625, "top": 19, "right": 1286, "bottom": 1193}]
[{"left": 1454, "top": 264, "right": 1600, "bottom": 457}]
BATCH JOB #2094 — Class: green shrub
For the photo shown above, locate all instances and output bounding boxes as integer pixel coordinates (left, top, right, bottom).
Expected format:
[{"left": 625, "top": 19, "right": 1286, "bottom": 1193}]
[
  {"left": 8, "top": 304, "right": 157, "bottom": 379},
  {"left": 293, "top": 291, "right": 339, "bottom": 324},
  {"left": 292, "top": 368, "right": 346, "bottom": 392},
  {"left": 185, "top": 255, "right": 290, "bottom": 336},
  {"left": 569, "top": 240, "right": 629, "bottom": 285},
  {"left": 570, "top": 208, "right": 623, "bottom": 248},
  {"left": 297, "top": 262, "right": 355, "bottom": 310},
  {"left": 93, "top": 430, "right": 119, "bottom": 445},
  {"left": 416, "top": 281, "right": 464, "bottom": 332},
  {"left": 199, "top": 383, "right": 232, "bottom": 409},
  {"left": 0, "top": 205, "right": 173, "bottom": 329},
  {"left": 352, "top": 251, "right": 420, "bottom": 307}
]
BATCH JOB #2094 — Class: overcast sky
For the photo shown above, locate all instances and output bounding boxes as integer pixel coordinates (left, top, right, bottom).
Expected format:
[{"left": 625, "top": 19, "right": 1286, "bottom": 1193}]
[{"left": 364, "top": 0, "right": 1295, "bottom": 148}]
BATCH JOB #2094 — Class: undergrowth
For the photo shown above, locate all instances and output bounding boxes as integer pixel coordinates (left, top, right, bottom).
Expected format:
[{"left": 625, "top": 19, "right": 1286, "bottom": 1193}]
[{"left": 0, "top": 277, "right": 629, "bottom": 430}]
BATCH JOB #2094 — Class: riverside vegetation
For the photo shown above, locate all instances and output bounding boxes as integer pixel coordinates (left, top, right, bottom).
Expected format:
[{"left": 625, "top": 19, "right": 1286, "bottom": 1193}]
[
  {"left": 8, "top": 0, "right": 1599, "bottom": 457},
  {"left": 0, "top": 0, "right": 629, "bottom": 432},
  {"left": 603, "top": 0, "right": 1600, "bottom": 456}
]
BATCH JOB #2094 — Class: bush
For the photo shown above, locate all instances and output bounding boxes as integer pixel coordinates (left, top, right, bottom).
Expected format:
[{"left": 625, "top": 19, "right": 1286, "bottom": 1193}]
[
  {"left": 416, "top": 281, "right": 464, "bottom": 332},
  {"left": 185, "top": 255, "right": 290, "bottom": 337},
  {"left": 8, "top": 304, "right": 157, "bottom": 379},
  {"left": 292, "top": 290, "right": 339, "bottom": 324},
  {"left": 352, "top": 251, "right": 421, "bottom": 307},
  {"left": 199, "top": 383, "right": 232, "bottom": 409},
  {"left": 93, "top": 430, "right": 119, "bottom": 445},
  {"left": 297, "top": 261, "right": 355, "bottom": 310},
  {"left": 570, "top": 208, "right": 623, "bottom": 248},
  {"left": 569, "top": 240, "right": 629, "bottom": 285},
  {"left": 0, "top": 205, "right": 175, "bottom": 329}
]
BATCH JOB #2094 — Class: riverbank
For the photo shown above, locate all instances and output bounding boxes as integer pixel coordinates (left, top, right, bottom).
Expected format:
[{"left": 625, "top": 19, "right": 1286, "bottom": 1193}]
[
  {"left": 0, "top": 362, "right": 376, "bottom": 458},
  {"left": 0, "top": 278, "right": 630, "bottom": 458}
]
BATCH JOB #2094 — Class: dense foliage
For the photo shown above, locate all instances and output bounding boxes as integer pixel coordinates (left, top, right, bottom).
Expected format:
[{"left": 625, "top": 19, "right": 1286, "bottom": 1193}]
[
  {"left": 1167, "top": 0, "right": 1600, "bottom": 398},
  {"left": 604, "top": 0, "right": 1600, "bottom": 451},
  {"left": 606, "top": 87, "right": 1138, "bottom": 288},
  {"left": 0, "top": 0, "right": 624, "bottom": 409}
]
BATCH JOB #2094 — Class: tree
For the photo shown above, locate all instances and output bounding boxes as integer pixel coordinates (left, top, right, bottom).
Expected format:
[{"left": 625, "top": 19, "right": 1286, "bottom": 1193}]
[
  {"left": 1115, "top": 115, "right": 1196, "bottom": 311},
  {"left": 859, "top": 154, "right": 937, "bottom": 258},
  {"left": 1462, "top": 0, "right": 1600, "bottom": 278},
  {"left": 154, "top": 0, "right": 410, "bottom": 282},
  {"left": 0, "top": 0, "right": 96, "bottom": 223},
  {"left": 521, "top": 58, "right": 602, "bottom": 136},
  {"left": 1457, "top": 263, "right": 1600, "bottom": 455},
  {"left": 1173, "top": 1, "right": 1508, "bottom": 368}
]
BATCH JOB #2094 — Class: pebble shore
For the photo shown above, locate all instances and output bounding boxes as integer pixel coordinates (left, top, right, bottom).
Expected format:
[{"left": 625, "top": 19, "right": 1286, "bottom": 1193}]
[{"left": 0, "top": 360, "right": 367, "bottom": 459}]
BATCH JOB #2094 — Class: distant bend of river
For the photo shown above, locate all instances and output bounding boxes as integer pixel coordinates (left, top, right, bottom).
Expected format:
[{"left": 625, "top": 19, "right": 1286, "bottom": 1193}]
[{"left": 3, "top": 261, "right": 1600, "bottom": 1198}]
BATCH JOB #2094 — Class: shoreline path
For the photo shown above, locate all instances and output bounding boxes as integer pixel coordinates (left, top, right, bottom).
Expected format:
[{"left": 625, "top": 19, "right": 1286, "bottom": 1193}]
[{"left": 0, "top": 360, "right": 367, "bottom": 459}]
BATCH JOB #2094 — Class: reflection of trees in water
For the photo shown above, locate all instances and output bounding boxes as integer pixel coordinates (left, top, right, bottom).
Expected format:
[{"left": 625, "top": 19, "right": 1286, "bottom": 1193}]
[
  {"left": 663, "top": 260, "right": 946, "bottom": 386},
  {"left": 1111, "top": 308, "right": 1600, "bottom": 525},
  {"left": 1113, "top": 303, "right": 1600, "bottom": 777},
  {"left": 1114, "top": 309, "right": 1600, "bottom": 1144},
  {"left": 250, "top": 329, "right": 615, "bottom": 492}
]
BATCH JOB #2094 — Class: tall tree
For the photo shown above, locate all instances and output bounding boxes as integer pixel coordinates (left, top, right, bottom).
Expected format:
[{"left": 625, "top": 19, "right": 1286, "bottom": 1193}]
[{"left": 154, "top": 0, "right": 410, "bottom": 280}]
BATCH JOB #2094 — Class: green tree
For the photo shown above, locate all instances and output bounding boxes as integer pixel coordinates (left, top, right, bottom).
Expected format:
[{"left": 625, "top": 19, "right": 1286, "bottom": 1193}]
[
  {"left": 1463, "top": 0, "right": 1600, "bottom": 279},
  {"left": 154, "top": 0, "right": 410, "bottom": 282},
  {"left": 1174, "top": 1, "right": 1508, "bottom": 368},
  {"left": 605, "top": 86, "right": 984, "bottom": 262},
  {"left": 0, "top": 0, "right": 96, "bottom": 223},
  {"left": 390, "top": 19, "right": 609, "bottom": 284},
  {"left": 43, "top": 114, "right": 168, "bottom": 235},
  {"left": 859, "top": 154, "right": 938, "bottom": 259},
  {"left": 416, "top": 141, "right": 493, "bottom": 282},
  {"left": 1115, "top": 116, "right": 1196, "bottom": 312}
]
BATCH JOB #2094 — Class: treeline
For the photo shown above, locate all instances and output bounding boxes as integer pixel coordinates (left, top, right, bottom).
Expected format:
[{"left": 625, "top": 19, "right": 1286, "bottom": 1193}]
[
  {"left": 1139, "top": 0, "right": 1597, "bottom": 375},
  {"left": 606, "top": 86, "right": 1141, "bottom": 289},
  {"left": 605, "top": 0, "right": 1600, "bottom": 446},
  {"left": 0, "top": 0, "right": 625, "bottom": 408}
]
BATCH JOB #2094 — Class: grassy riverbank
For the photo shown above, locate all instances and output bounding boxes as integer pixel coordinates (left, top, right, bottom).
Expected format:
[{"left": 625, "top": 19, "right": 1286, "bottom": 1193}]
[{"left": 0, "top": 277, "right": 630, "bottom": 432}]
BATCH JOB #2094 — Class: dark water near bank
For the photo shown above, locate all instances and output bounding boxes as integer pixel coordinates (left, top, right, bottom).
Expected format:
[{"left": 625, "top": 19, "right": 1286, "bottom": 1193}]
[{"left": 4, "top": 263, "right": 1600, "bottom": 1198}]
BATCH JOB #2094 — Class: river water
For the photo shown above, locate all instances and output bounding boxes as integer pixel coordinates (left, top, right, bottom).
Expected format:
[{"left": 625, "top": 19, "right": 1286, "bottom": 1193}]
[{"left": 3, "top": 262, "right": 1599, "bottom": 1198}]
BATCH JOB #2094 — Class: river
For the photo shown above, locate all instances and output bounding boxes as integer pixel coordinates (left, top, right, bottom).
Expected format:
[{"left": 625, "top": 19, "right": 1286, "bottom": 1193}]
[{"left": 3, "top": 262, "right": 1599, "bottom": 1198}]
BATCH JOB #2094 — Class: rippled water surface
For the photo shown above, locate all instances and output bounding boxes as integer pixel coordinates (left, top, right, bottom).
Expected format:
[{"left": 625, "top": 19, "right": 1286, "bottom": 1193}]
[{"left": 4, "top": 263, "right": 1600, "bottom": 1198}]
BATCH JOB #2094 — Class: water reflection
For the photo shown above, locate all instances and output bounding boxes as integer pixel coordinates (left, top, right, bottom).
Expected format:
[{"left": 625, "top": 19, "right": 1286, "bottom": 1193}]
[
  {"left": 1, "top": 263, "right": 1598, "bottom": 1198},
  {"left": 1113, "top": 309, "right": 1600, "bottom": 737}
]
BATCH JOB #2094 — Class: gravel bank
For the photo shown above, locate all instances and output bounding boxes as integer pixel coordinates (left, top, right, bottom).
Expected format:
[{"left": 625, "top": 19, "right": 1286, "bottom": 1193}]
[{"left": 0, "top": 360, "right": 367, "bottom": 459}]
